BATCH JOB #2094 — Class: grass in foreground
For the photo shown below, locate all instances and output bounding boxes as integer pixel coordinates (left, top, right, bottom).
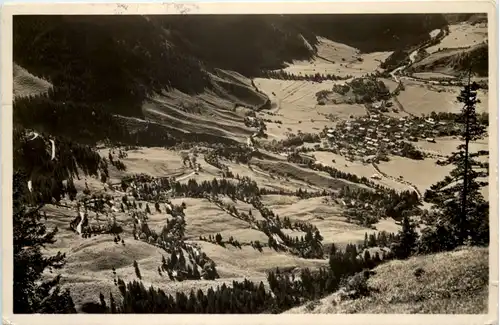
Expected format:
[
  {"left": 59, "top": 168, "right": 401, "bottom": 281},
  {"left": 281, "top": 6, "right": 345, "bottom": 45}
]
[{"left": 286, "top": 246, "right": 488, "bottom": 314}]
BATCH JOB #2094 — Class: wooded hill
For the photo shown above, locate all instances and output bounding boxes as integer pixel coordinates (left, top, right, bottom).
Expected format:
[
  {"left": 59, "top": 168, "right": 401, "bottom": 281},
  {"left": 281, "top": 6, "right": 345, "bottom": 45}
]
[{"left": 14, "top": 14, "right": 447, "bottom": 147}]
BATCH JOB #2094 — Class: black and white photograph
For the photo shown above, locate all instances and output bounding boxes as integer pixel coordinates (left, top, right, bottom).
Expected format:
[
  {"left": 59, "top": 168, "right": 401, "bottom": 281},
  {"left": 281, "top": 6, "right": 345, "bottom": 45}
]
[{"left": 1, "top": 1, "right": 498, "bottom": 322}]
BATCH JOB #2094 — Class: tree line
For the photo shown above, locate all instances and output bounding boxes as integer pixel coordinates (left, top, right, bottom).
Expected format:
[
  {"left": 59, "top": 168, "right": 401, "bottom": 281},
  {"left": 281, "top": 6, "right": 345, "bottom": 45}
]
[{"left": 259, "top": 69, "right": 352, "bottom": 82}]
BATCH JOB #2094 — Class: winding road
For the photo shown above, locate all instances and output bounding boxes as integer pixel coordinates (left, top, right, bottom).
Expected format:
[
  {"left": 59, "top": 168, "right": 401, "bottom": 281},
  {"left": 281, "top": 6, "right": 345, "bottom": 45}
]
[{"left": 389, "top": 28, "right": 445, "bottom": 83}]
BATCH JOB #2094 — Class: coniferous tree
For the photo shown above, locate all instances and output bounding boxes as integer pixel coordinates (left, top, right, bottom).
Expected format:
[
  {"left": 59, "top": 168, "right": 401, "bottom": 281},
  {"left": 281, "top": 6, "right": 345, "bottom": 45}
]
[
  {"left": 133, "top": 260, "right": 142, "bottom": 280},
  {"left": 422, "top": 71, "right": 489, "bottom": 250},
  {"left": 363, "top": 250, "right": 372, "bottom": 268},
  {"left": 368, "top": 233, "right": 377, "bottom": 247},
  {"left": 161, "top": 255, "right": 167, "bottom": 269},
  {"left": 393, "top": 216, "right": 418, "bottom": 259},
  {"left": 99, "top": 293, "right": 107, "bottom": 310},
  {"left": 109, "top": 293, "right": 117, "bottom": 313},
  {"left": 170, "top": 251, "right": 178, "bottom": 267},
  {"left": 193, "top": 265, "right": 201, "bottom": 279},
  {"left": 178, "top": 250, "right": 186, "bottom": 266}
]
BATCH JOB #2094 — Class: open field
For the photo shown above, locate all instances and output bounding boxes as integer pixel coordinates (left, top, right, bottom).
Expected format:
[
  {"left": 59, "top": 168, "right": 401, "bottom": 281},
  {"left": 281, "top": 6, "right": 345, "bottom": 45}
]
[
  {"left": 100, "top": 147, "right": 187, "bottom": 180},
  {"left": 57, "top": 236, "right": 274, "bottom": 310},
  {"left": 281, "top": 37, "right": 392, "bottom": 78},
  {"left": 397, "top": 80, "right": 489, "bottom": 114},
  {"left": 377, "top": 156, "right": 454, "bottom": 194},
  {"left": 227, "top": 161, "right": 323, "bottom": 192},
  {"left": 313, "top": 151, "right": 411, "bottom": 192},
  {"left": 415, "top": 136, "right": 489, "bottom": 157},
  {"left": 411, "top": 42, "right": 487, "bottom": 78},
  {"left": 252, "top": 78, "right": 367, "bottom": 141},
  {"left": 252, "top": 159, "right": 364, "bottom": 191},
  {"left": 263, "top": 196, "right": 381, "bottom": 246}
]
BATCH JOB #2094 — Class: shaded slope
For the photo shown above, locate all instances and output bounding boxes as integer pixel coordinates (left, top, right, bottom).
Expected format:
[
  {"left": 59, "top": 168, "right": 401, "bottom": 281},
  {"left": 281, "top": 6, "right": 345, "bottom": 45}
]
[
  {"left": 292, "top": 14, "right": 448, "bottom": 53},
  {"left": 153, "top": 15, "right": 319, "bottom": 76},
  {"left": 410, "top": 42, "right": 488, "bottom": 77},
  {"left": 13, "top": 15, "right": 211, "bottom": 118}
]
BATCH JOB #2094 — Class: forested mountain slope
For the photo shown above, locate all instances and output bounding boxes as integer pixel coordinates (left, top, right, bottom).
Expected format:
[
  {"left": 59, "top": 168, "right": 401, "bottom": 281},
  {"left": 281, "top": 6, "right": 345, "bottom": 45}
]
[{"left": 14, "top": 14, "right": 447, "bottom": 145}]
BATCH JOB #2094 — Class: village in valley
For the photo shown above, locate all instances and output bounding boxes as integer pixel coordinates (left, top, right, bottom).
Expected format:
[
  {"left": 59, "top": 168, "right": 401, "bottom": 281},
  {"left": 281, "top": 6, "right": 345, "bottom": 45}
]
[{"left": 11, "top": 13, "right": 491, "bottom": 314}]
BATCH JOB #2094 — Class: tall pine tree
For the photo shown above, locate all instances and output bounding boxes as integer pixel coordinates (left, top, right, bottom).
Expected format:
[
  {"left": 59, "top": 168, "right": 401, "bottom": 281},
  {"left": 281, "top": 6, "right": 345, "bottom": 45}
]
[
  {"left": 422, "top": 70, "right": 489, "bottom": 250},
  {"left": 393, "top": 216, "right": 418, "bottom": 259}
]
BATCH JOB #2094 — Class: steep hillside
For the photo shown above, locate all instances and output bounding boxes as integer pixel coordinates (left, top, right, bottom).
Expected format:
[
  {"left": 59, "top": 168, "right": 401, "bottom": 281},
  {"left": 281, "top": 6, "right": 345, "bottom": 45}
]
[
  {"left": 13, "top": 63, "right": 52, "bottom": 98},
  {"left": 286, "top": 246, "right": 488, "bottom": 314},
  {"left": 13, "top": 15, "right": 212, "bottom": 118},
  {"left": 443, "top": 13, "right": 488, "bottom": 25},
  {"left": 13, "top": 14, "right": 446, "bottom": 113},
  {"left": 152, "top": 15, "right": 319, "bottom": 76},
  {"left": 410, "top": 42, "right": 488, "bottom": 77},
  {"left": 13, "top": 14, "right": 450, "bottom": 148},
  {"left": 292, "top": 14, "right": 448, "bottom": 53}
]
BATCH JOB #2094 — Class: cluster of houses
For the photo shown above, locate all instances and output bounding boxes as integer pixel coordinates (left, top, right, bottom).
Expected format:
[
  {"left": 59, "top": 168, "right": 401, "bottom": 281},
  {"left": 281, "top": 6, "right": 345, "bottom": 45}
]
[
  {"left": 323, "top": 113, "right": 454, "bottom": 162},
  {"left": 369, "top": 100, "right": 396, "bottom": 113}
]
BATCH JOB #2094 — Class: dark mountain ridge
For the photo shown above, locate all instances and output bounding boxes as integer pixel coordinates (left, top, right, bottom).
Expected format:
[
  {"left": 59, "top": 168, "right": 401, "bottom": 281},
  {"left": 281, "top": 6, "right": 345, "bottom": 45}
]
[{"left": 13, "top": 14, "right": 448, "bottom": 146}]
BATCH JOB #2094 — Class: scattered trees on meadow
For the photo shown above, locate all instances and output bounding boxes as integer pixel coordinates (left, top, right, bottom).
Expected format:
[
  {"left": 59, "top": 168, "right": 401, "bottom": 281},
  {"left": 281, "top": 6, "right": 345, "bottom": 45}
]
[
  {"left": 13, "top": 126, "right": 109, "bottom": 313},
  {"left": 86, "top": 240, "right": 386, "bottom": 314}
]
